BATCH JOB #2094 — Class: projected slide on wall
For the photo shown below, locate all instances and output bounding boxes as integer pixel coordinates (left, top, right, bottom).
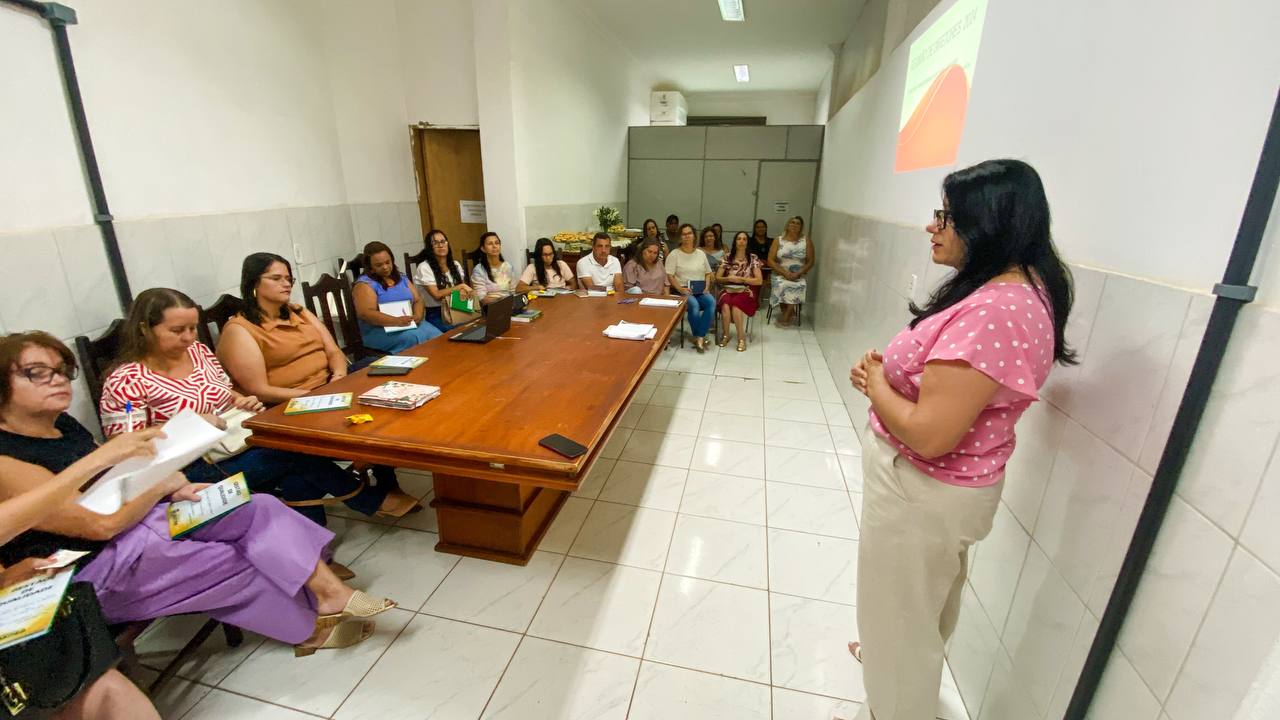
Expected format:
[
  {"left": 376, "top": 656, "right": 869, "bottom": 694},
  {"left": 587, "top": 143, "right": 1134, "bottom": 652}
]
[{"left": 894, "top": 0, "right": 989, "bottom": 173}]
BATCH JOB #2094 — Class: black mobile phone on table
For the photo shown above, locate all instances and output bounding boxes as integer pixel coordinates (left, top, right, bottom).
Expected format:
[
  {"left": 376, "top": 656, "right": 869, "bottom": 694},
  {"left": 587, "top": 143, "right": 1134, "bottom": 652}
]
[
  {"left": 539, "top": 433, "right": 587, "bottom": 458},
  {"left": 368, "top": 365, "right": 412, "bottom": 376}
]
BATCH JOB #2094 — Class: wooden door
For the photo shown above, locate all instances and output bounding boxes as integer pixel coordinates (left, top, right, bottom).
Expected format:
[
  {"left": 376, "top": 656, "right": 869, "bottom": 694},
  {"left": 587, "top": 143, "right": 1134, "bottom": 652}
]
[{"left": 412, "top": 128, "right": 486, "bottom": 258}]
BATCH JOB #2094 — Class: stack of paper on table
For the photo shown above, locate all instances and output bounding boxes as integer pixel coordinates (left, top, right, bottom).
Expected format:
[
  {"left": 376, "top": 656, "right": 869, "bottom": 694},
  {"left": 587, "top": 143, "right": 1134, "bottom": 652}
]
[
  {"left": 358, "top": 381, "right": 441, "bottom": 410},
  {"left": 368, "top": 355, "right": 427, "bottom": 369},
  {"left": 78, "top": 409, "right": 227, "bottom": 515},
  {"left": 638, "top": 297, "right": 681, "bottom": 307},
  {"left": 379, "top": 300, "right": 416, "bottom": 332},
  {"left": 603, "top": 321, "right": 657, "bottom": 341}
]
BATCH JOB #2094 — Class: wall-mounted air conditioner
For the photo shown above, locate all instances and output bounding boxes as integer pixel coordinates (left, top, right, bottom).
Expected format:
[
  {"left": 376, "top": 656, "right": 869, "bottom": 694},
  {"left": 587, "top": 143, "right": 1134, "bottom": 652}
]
[{"left": 650, "top": 91, "right": 688, "bottom": 126}]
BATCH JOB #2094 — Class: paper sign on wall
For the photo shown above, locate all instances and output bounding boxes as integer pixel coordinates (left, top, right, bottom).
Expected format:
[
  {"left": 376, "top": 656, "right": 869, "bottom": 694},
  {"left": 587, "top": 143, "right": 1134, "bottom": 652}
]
[
  {"left": 459, "top": 200, "right": 487, "bottom": 224},
  {"left": 772, "top": 201, "right": 789, "bottom": 213}
]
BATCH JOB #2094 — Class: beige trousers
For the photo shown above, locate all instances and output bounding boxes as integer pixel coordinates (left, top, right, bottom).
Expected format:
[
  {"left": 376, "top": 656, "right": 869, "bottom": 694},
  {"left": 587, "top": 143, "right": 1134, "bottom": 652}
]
[{"left": 854, "top": 424, "right": 1003, "bottom": 720}]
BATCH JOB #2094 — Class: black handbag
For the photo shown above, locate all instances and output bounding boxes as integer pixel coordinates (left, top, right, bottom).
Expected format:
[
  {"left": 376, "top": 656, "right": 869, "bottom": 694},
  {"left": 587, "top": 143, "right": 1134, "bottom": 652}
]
[{"left": 0, "top": 582, "right": 120, "bottom": 716}]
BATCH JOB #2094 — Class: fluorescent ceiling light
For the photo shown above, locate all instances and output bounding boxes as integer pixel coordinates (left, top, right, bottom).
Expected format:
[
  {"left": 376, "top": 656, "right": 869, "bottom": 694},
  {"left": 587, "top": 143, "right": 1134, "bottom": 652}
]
[
  {"left": 733, "top": 64, "right": 750, "bottom": 82},
  {"left": 718, "top": 0, "right": 745, "bottom": 22}
]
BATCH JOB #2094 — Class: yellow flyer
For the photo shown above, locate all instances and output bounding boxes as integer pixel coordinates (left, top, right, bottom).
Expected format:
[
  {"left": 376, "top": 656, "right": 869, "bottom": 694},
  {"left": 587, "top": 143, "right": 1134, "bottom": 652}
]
[
  {"left": 167, "top": 473, "right": 252, "bottom": 539},
  {"left": 0, "top": 569, "right": 74, "bottom": 651}
]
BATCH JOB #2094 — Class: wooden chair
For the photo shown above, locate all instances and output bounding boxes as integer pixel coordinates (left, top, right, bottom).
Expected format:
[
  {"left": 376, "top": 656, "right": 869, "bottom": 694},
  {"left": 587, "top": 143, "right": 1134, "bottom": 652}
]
[
  {"left": 404, "top": 247, "right": 431, "bottom": 284},
  {"left": 197, "top": 294, "right": 243, "bottom": 348},
  {"left": 338, "top": 253, "right": 365, "bottom": 283},
  {"left": 301, "top": 273, "right": 376, "bottom": 362},
  {"left": 71, "top": 324, "right": 245, "bottom": 694}
]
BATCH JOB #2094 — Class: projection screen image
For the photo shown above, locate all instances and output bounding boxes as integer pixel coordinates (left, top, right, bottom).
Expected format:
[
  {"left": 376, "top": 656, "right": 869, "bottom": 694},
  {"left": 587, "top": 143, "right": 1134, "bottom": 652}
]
[{"left": 895, "top": 0, "right": 989, "bottom": 173}]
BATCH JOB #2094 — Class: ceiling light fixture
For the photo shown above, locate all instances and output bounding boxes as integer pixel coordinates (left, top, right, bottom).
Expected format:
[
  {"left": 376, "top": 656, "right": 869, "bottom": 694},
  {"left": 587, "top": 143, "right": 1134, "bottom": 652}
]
[
  {"left": 718, "top": 0, "right": 745, "bottom": 22},
  {"left": 734, "top": 64, "right": 750, "bottom": 82}
]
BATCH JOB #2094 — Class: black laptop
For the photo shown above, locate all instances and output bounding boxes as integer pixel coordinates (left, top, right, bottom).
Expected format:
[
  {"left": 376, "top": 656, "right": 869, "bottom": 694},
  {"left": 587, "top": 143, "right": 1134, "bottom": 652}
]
[{"left": 449, "top": 293, "right": 514, "bottom": 344}]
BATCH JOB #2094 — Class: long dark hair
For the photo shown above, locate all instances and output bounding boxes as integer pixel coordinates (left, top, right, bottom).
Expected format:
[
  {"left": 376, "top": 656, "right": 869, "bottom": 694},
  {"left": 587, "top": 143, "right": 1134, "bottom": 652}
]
[
  {"left": 424, "top": 229, "right": 463, "bottom": 288},
  {"left": 116, "top": 288, "right": 199, "bottom": 368},
  {"left": 642, "top": 218, "right": 659, "bottom": 239},
  {"left": 633, "top": 237, "right": 663, "bottom": 270},
  {"left": 909, "top": 159, "right": 1076, "bottom": 365},
  {"left": 699, "top": 226, "right": 720, "bottom": 253},
  {"left": 729, "top": 231, "right": 751, "bottom": 263},
  {"left": 475, "top": 231, "right": 504, "bottom": 282},
  {"left": 239, "top": 252, "right": 294, "bottom": 325},
  {"left": 533, "top": 238, "right": 563, "bottom": 287},
  {"left": 362, "top": 241, "right": 401, "bottom": 286}
]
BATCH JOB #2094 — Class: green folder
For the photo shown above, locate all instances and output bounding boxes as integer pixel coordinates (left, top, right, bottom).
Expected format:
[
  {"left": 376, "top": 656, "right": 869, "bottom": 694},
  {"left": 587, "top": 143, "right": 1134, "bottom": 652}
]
[{"left": 449, "top": 290, "right": 475, "bottom": 312}]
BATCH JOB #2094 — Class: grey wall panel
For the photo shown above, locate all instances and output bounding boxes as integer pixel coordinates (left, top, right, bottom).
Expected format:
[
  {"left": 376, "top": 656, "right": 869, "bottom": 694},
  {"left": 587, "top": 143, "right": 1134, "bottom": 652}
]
[
  {"left": 700, "top": 161, "right": 760, "bottom": 237},
  {"left": 628, "top": 159, "right": 704, "bottom": 229},
  {"left": 628, "top": 127, "right": 707, "bottom": 159},
  {"left": 786, "top": 126, "right": 825, "bottom": 160},
  {"left": 755, "top": 161, "right": 819, "bottom": 233},
  {"left": 705, "top": 126, "right": 787, "bottom": 159}
]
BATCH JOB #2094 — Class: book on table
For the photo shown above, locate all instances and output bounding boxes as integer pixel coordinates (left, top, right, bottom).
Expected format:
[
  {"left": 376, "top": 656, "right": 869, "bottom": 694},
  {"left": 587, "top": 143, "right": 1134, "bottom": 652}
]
[
  {"left": 0, "top": 569, "right": 75, "bottom": 651},
  {"left": 358, "top": 381, "right": 441, "bottom": 410},
  {"left": 282, "top": 392, "right": 353, "bottom": 415},
  {"left": 167, "top": 473, "right": 252, "bottom": 539},
  {"left": 511, "top": 309, "right": 542, "bottom": 323},
  {"left": 368, "top": 355, "right": 428, "bottom": 369}
]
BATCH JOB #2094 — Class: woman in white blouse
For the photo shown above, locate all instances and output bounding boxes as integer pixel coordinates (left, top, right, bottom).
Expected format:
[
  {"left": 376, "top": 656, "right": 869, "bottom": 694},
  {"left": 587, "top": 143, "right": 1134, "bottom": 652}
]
[
  {"left": 413, "top": 229, "right": 474, "bottom": 331},
  {"left": 664, "top": 223, "right": 715, "bottom": 352},
  {"left": 470, "top": 232, "right": 516, "bottom": 305}
]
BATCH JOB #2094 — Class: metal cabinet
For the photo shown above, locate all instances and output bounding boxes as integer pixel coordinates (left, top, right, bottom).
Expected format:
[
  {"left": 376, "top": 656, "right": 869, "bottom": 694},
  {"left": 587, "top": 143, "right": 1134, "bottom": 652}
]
[{"left": 755, "top": 161, "right": 819, "bottom": 233}]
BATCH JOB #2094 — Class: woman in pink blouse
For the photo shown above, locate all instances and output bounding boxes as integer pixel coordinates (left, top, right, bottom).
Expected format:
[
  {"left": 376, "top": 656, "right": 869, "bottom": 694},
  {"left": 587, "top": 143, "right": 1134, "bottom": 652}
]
[
  {"left": 714, "top": 231, "right": 763, "bottom": 351},
  {"left": 845, "top": 160, "right": 1076, "bottom": 720}
]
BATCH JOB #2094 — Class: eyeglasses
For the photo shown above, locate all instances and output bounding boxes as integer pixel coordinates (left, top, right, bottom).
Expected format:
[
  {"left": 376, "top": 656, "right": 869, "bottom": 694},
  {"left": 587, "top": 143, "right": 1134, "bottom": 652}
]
[
  {"left": 430, "top": 238, "right": 449, "bottom": 247},
  {"left": 933, "top": 209, "right": 955, "bottom": 230},
  {"left": 14, "top": 364, "right": 77, "bottom": 385},
  {"left": 261, "top": 274, "right": 294, "bottom": 284}
]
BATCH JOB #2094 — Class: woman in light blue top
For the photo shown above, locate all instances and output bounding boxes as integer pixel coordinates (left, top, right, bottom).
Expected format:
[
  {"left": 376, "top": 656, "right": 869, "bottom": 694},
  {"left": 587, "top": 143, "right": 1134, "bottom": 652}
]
[{"left": 352, "top": 241, "right": 441, "bottom": 353}]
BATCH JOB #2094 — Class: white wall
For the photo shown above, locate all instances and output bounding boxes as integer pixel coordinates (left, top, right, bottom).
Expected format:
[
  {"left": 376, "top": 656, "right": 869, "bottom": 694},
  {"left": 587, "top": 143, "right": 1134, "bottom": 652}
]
[
  {"left": 684, "top": 91, "right": 820, "bottom": 125},
  {"left": 396, "top": 0, "right": 479, "bottom": 127}
]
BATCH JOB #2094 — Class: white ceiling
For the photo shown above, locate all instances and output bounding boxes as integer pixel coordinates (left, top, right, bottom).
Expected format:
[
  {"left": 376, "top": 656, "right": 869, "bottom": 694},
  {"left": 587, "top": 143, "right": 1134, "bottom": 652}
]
[{"left": 581, "top": 0, "right": 864, "bottom": 93}]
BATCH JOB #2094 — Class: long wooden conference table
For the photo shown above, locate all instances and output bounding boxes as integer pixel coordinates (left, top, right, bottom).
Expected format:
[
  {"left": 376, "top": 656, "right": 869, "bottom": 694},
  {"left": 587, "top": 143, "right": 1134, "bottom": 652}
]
[{"left": 244, "top": 293, "right": 683, "bottom": 565}]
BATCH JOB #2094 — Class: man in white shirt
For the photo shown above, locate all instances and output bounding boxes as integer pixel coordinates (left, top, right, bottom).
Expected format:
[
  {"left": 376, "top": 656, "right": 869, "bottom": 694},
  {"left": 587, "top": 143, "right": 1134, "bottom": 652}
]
[{"left": 575, "top": 232, "right": 624, "bottom": 292}]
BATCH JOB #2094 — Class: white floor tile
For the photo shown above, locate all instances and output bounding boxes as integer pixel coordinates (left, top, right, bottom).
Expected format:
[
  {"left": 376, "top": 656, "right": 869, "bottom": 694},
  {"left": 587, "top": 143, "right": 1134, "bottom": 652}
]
[
  {"left": 619, "top": 430, "right": 697, "bottom": 468},
  {"left": 851, "top": 492, "right": 864, "bottom": 526},
  {"left": 765, "top": 397, "right": 828, "bottom": 423},
  {"left": 569, "top": 501, "right": 677, "bottom": 570},
  {"left": 481, "top": 637, "right": 638, "bottom": 720},
  {"left": 764, "top": 363, "right": 816, "bottom": 383},
  {"left": 771, "top": 687, "right": 864, "bottom": 720},
  {"left": 618, "top": 402, "right": 646, "bottom": 429},
  {"left": 635, "top": 405, "right": 702, "bottom": 435},
  {"left": 134, "top": 614, "right": 265, "bottom": 685},
  {"left": 710, "top": 376, "right": 765, "bottom": 395},
  {"left": 768, "top": 528, "right": 858, "bottom": 604},
  {"left": 839, "top": 453, "right": 865, "bottom": 492},
  {"left": 127, "top": 666, "right": 213, "bottom": 719},
  {"left": 648, "top": 385, "right": 711, "bottom": 411},
  {"left": 713, "top": 360, "right": 765, "bottom": 380},
  {"left": 600, "top": 427, "right": 633, "bottom": 459},
  {"left": 823, "top": 402, "right": 855, "bottom": 427},
  {"left": 629, "top": 661, "right": 771, "bottom": 720},
  {"left": 770, "top": 594, "right": 864, "bottom": 700},
  {"left": 698, "top": 411, "right": 765, "bottom": 443},
  {"left": 184, "top": 689, "right": 316, "bottom": 719},
  {"left": 830, "top": 426, "right": 864, "bottom": 456},
  {"left": 690, "top": 437, "right": 766, "bottom": 478},
  {"left": 658, "top": 371, "right": 714, "bottom": 390},
  {"left": 764, "top": 380, "right": 820, "bottom": 401},
  {"left": 667, "top": 514, "right": 768, "bottom": 588},
  {"left": 220, "top": 608, "right": 415, "bottom": 717},
  {"left": 528, "top": 557, "right": 661, "bottom": 656},
  {"left": 764, "top": 418, "right": 835, "bottom": 452},
  {"left": 333, "top": 614, "right": 519, "bottom": 720},
  {"left": 421, "top": 551, "right": 563, "bottom": 632},
  {"left": 391, "top": 491, "right": 439, "bottom": 533},
  {"left": 767, "top": 482, "right": 859, "bottom": 539},
  {"left": 598, "top": 460, "right": 688, "bottom": 511},
  {"left": 679, "top": 470, "right": 766, "bottom": 525},
  {"left": 765, "top": 447, "right": 847, "bottom": 489},
  {"left": 540, "top": 496, "right": 594, "bottom": 553},
  {"left": 327, "top": 515, "right": 393, "bottom": 564},
  {"left": 645, "top": 575, "right": 771, "bottom": 683},
  {"left": 713, "top": 392, "right": 767, "bottom": 417},
  {"left": 573, "top": 458, "right": 616, "bottom": 499},
  {"left": 344, "top": 527, "right": 460, "bottom": 610}
]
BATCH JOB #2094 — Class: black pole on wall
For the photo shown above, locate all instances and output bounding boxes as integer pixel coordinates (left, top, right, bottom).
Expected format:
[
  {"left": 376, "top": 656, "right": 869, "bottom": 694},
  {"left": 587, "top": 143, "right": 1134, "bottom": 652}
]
[
  {"left": 1064, "top": 85, "right": 1280, "bottom": 718},
  {"left": 4, "top": 0, "right": 133, "bottom": 310}
]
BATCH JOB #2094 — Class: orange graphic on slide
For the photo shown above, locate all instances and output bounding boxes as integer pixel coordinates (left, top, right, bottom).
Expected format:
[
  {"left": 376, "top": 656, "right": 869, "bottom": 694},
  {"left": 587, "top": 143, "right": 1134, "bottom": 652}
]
[{"left": 895, "top": 64, "right": 970, "bottom": 173}]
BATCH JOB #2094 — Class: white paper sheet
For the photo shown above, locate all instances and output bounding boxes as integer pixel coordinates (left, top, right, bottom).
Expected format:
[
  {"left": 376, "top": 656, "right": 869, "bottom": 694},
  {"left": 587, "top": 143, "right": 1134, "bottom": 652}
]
[
  {"left": 638, "top": 297, "right": 681, "bottom": 307},
  {"left": 379, "top": 300, "right": 417, "bottom": 333}
]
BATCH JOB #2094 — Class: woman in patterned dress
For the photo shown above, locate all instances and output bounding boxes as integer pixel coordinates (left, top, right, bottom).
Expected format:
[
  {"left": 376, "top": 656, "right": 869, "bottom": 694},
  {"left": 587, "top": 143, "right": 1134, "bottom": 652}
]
[{"left": 768, "top": 216, "right": 814, "bottom": 327}]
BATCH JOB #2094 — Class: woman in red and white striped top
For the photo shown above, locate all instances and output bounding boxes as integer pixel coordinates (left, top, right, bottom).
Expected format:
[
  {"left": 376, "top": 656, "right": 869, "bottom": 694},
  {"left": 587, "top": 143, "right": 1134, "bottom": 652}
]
[{"left": 98, "top": 289, "right": 406, "bottom": 540}]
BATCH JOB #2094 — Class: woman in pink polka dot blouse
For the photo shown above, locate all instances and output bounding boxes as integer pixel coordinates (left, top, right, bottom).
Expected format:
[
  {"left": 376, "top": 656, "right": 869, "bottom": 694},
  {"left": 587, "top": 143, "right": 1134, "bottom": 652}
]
[{"left": 844, "top": 159, "right": 1077, "bottom": 720}]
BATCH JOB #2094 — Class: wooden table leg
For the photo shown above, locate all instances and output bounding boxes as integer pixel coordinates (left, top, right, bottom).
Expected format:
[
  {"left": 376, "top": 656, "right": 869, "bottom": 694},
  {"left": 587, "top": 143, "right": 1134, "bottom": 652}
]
[{"left": 429, "top": 472, "right": 569, "bottom": 565}]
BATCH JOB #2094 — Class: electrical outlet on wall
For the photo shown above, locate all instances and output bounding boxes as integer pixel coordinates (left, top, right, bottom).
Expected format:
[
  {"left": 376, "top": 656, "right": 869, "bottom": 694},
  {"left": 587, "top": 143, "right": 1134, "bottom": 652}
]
[
  {"left": 293, "top": 243, "right": 306, "bottom": 265},
  {"left": 908, "top": 273, "right": 918, "bottom": 298}
]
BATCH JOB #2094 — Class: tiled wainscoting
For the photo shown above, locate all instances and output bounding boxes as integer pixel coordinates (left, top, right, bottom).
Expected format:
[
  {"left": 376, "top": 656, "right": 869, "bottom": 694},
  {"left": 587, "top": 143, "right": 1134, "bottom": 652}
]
[
  {"left": 0, "top": 200, "right": 422, "bottom": 431},
  {"left": 808, "top": 205, "right": 1280, "bottom": 720}
]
